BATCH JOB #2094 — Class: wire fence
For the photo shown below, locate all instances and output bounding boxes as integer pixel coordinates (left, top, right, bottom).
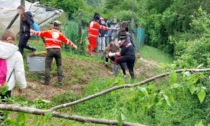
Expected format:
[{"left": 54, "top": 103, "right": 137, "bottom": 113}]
[
  {"left": 134, "top": 27, "right": 145, "bottom": 52},
  {"left": 61, "top": 19, "right": 146, "bottom": 55},
  {"left": 0, "top": 0, "right": 145, "bottom": 55},
  {"left": 0, "top": 0, "right": 62, "bottom": 35}
]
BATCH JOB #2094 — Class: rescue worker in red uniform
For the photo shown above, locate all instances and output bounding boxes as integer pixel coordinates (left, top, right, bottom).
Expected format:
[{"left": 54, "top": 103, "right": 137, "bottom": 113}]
[
  {"left": 30, "top": 20, "right": 77, "bottom": 85},
  {"left": 87, "top": 15, "right": 110, "bottom": 56}
]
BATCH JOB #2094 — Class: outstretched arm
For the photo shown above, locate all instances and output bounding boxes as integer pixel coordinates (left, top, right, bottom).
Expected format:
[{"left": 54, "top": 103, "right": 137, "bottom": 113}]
[
  {"left": 30, "top": 29, "right": 49, "bottom": 38},
  {"left": 60, "top": 34, "right": 77, "bottom": 49}
]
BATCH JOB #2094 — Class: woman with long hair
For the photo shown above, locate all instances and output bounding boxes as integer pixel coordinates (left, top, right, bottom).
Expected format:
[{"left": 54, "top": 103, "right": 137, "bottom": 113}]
[
  {"left": 0, "top": 29, "right": 27, "bottom": 100},
  {"left": 0, "top": 29, "right": 27, "bottom": 122},
  {"left": 17, "top": 5, "right": 36, "bottom": 54}
]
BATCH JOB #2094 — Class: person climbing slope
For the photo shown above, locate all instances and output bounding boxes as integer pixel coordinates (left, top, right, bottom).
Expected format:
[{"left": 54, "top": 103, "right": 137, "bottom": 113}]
[
  {"left": 112, "top": 29, "right": 136, "bottom": 80},
  {"left": 0, "top": 29, "right": 27, "bottom": 101},
  {"left": 30, "top": 20, "right": 77, "bottom": 85},
  {"left": 17, "top": 5, "right": 36, "bottom": 54}
]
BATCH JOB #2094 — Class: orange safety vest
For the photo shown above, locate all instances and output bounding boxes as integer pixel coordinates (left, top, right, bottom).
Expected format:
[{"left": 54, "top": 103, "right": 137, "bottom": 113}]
[
  {"left": 34, "top": 29, "right": 75, "bottom": 49},
  {"left": 88, "top": 21, "right": 109, "bottom": 38}
]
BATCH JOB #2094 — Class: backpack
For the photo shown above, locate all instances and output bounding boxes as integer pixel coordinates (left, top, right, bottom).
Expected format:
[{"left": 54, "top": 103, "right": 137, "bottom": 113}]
[
  {"left": 32, "top": 22, "right": 40, "bottom": 38},
  {"left": 25, "top": 11, "right": 40, "bottom": 38},
  {"left": 0, "top": 59, "right": 7, "bottom": 86}
]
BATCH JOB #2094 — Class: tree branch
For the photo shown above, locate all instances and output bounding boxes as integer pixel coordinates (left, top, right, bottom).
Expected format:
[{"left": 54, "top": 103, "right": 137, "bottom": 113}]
[
  {"left": 1, "top": 68, "right": 209, "bottom": 125},
  {"left": 0, "top": 104, "right": 144, "bottom": 126},
  {"left": 51, "top": 68, "right": 210, "bottom": 111}
]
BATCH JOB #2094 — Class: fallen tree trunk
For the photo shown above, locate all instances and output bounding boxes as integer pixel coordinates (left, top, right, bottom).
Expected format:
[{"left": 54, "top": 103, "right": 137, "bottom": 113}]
[
  {"left": 1, "top": 68, "right": 209, "bottom": 125},
  {"left": 0, "top": 104, "right": 144, "bottom": 126},
  {"left": 51, "top": 68, "right": 210, "bottom": 111}
]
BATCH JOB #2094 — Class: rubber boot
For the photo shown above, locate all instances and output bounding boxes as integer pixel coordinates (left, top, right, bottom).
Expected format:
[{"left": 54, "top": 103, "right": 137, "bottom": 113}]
[{"left": 113, "top": 64, "right": 118, "bottom": 75}]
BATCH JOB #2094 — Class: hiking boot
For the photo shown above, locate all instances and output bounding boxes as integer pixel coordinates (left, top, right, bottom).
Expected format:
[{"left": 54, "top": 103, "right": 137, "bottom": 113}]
[
  {"left": 32, "top": 49, "right": 36, "bottom": 53},
  {"left": 104, "top": 62, "right": 108, "bottom": 67},
  {"left": 41, "top": 80, "right": 49, "bottom": 85},
  {"left": 113, "top": 65, "right": 118, "bottom": 75},
  {"left": 108, "top": 71, "right": 114, "bottom": 75},
  {"left": 58, "top": 81, "right": 63, "bottom": 85}
]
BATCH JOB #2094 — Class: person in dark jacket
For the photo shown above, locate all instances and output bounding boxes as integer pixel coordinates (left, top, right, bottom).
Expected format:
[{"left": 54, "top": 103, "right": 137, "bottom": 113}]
[
  {"left": 114, "top": 29, "right": 135, "bottom": 79},
  {"left": 119, "top": 21, "right": 135, "bottom": 47},
  {"left": 17, "top": 5, "right": 36, "bottom": 55},
  {"left": 104, "top": 18, "right": 110, "bottom": 47},
  {"left": 125, "top": 27, "right": 135, "bottom": 47}
]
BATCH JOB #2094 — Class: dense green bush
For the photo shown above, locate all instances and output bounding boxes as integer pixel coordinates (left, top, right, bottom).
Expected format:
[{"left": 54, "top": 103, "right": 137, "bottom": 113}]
[
  {"left": 173, "top": 8, "right": 210, "bottom": 68},
  {"left": 73, "top": 67, "right": 210, "bottom": 125},
  {"left": 62, "top": 21, "right": 87, "bottom": 54}
]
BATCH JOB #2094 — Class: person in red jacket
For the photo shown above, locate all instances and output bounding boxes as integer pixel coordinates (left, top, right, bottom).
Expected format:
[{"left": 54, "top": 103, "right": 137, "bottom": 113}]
[
  {"left": 87, "top": 15, "right": 111, "bottom": 56},
  {"left": 30, "top": 20, "right": 77, "bottom": 85}
]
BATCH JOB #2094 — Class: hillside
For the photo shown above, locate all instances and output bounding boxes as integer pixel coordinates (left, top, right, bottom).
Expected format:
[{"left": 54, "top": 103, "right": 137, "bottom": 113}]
[
  {"left": 7, "top": 45, "right": 210, "bottom": 126},
  {"left": 14, "top": 47, "right": 166, "bottom": 101}
]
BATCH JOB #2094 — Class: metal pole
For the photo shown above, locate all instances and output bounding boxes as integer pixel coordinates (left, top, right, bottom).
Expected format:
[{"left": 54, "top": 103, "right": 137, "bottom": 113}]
[{"left": 6, "top": 14, "right": 19, "bottom": 29}]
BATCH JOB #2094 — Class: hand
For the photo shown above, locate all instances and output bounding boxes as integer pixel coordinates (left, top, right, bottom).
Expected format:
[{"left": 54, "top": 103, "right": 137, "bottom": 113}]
[
  {"left": 115, "top": 52, "right": 120, "bottom": 56},
  {"left": 109, "top": 52, "right": 115, "bottom": 57},
  {"left": 18, "top": 89, "right": 23, "bottom": 94},
  {"left": 30, "top": 29, "right": 35, "bottom": 33},
  {"left": 73, "top": 45, "right": 78, "bottom": 50}
]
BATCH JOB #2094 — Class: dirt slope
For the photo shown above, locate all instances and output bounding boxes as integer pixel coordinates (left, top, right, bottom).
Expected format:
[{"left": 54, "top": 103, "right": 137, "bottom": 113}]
[{"left": 13, "top": 56, "right": 161, "bottom": 100}]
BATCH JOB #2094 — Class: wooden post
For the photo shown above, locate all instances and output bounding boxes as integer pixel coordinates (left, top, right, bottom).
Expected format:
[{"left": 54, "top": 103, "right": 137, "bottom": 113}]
[
  {"left": 131, "top": 0, "right": 135, "bottom": 45},
  {"left": 131, "top": 0, "right": 134, "bottom": 29},
  {"left": 19, "top": 0, "right": 25, "bottom": 36},
  {"left": 78, "top": 10, "right": 83, "bottom": 54}
]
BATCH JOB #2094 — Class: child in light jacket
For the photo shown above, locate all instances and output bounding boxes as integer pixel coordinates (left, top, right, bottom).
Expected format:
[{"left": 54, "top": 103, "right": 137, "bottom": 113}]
[{"left": 0, "top": 29, "right": 27, "bottom": 101}]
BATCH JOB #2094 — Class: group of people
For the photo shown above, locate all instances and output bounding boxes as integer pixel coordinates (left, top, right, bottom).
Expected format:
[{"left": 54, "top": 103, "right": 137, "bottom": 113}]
[
  {"left": 87, "top": 13, "right": 119, "bottom": 56},
  {"left": 87, "top": 13, "right": 136, "bottom": 80},
  {"left": 0, "top": 5, "right": 78, "bottom": 105},
  {"left": 0, "top": 7, "right": 136, "bottom": 111}
]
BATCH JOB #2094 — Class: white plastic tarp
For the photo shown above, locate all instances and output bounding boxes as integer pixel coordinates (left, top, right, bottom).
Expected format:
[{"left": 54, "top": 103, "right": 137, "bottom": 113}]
[{"left": 0, "top": 0, "right": 63, "bottom": 34}]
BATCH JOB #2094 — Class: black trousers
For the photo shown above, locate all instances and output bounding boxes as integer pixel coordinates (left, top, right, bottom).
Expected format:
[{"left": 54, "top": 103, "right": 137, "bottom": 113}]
[
  {"left": 105, "top": 56, "right": 115, "bottom": 63},
  {"left": 116, "top": 56, "right": 135, "bottom": 79},
  {"left": 45, "top": 48, "right": 63, "bottom": 83},
  {"left": 18, "top": 32, "right": 35, "bottom": 54},
  {"left": 0, "top": 90, "right": 11, "bottom": 102}
]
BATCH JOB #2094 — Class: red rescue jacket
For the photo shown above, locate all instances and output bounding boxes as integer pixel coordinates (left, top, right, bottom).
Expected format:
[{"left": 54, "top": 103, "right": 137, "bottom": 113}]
[
  {"left": 33, "top": 29, "right": 75, "bottom": 49},
  {"left": 88, "top": 21, "right": 109, "bottom": 38}
]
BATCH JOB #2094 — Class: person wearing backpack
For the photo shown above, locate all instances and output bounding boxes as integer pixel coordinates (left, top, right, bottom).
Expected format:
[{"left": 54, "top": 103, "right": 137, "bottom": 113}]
[
  {"left": 17, "top": 5, "right": 36, "bottom": 55},
  {"left": 0, "top": 29, "right": 27, "bottom": 101}
]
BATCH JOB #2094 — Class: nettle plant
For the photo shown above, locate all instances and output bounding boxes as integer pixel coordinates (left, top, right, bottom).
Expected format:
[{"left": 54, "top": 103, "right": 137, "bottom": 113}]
[
  {"left": 130, "top": 64, "right": 208, "bottom": 115},
  {"left": 162, "top": 64, "right": 207, "bottom": 104}
]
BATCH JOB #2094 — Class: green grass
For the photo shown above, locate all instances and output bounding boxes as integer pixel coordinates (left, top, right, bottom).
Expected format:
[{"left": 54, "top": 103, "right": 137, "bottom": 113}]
[
  {"left": 140, "top": 45, "right": 173, "bottom": 64},
  {"left": 14, "top": 37, "right": 210, "bottom": 126}
]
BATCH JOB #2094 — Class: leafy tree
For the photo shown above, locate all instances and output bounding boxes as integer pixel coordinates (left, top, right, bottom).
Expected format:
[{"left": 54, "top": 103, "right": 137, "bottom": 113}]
[{"left": 37, "top": 0, "right": 84, "bottom": 18}]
